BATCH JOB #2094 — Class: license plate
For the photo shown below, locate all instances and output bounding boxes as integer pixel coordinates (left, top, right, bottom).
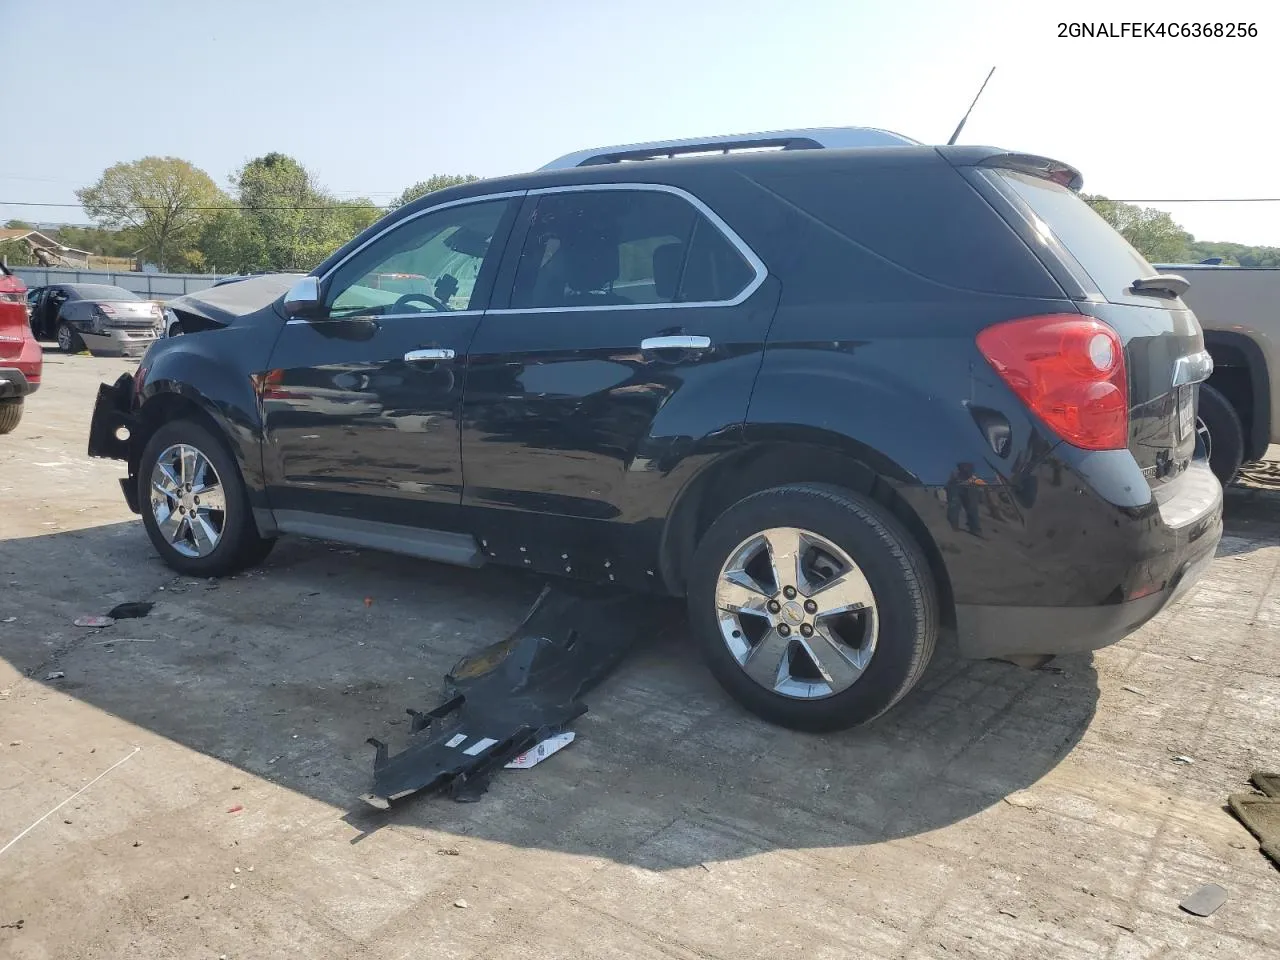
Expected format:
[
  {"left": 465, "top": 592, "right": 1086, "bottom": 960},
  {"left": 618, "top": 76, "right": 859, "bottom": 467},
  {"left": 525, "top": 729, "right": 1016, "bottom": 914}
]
[{"left": 1177, "top": 385, "right": 1195, "bottom": 442}]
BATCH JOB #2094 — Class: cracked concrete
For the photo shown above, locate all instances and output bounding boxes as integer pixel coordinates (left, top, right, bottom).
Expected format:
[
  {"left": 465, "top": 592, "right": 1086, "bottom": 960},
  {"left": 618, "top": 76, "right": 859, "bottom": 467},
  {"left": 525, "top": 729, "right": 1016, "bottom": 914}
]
[{"left": 1, "top": 353, "right": 1278, "bottom": 959}]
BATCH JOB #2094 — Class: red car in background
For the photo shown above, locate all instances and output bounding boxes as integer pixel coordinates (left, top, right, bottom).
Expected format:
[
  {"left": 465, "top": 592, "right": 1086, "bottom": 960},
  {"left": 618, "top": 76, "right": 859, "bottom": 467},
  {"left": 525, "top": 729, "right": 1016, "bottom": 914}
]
[{"left": 0, "top": 263, "right": 41, "bottom": 434}]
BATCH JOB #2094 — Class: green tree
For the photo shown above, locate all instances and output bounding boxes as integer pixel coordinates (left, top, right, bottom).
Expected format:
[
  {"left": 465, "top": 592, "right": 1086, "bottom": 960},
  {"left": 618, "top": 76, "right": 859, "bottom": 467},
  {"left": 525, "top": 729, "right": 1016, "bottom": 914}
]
[
  {"left": 334, "top": 198, "right": 383, "bottom": 237},
  {"left": 1083, "top": 194, "right": 1191, "bottom": 263},
  {"left": 233, "top": 152, "right": 354, "bottom": 271},
  {"left": 390, "top": 174, "right": 480, "bottom": 209},
  {"left": 0, "top": 239, "right": 35, "bottom": 266},
  {"left": 76, "top": 157, "right": 223, "bottom": 269},
  {"left": 3, "top": 219, "right": 34, "bottom": 230},
  {"left": 198, "top": 210, "right": 267, "bottom": 273}
]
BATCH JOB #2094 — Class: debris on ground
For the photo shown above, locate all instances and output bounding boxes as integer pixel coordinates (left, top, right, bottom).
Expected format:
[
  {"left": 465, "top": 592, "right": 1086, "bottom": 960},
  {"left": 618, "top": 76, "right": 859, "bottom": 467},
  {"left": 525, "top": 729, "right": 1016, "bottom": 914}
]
[
  {"left": 1228, "top": 770, "right": 1280, "bottom": 870},
  {"left": 504, "top": 731, "right": 576, "bottom": 769},
  {"left": 1121, "top": 685, "right": 1146, "bottom": 696},
  {"left": 362, "top": 583, "right": 658, "bottom": 808},
  {"left": 73, "top": 616, "right": 113, "bottom": 628},
  {"left": 227, "top": 805, "right": 243, "bottom": 814},
  {"left": 454, "top": 899, "right": 468, "bottom": 909},
  {"left": 44, "top": 671, "right": 65, "bottom": 681},
  {"left": 1, "top": 616, "right": 16, "bottom": 623},
  {"left": 1171, "top": 755, "right": 1195, "bottom": 765},
  {"left": 438, "top": 848, "right": 460, "bottom": 856},
  {"left": 106, "top": 601, "right": 153, "bottom": 620},
  {"left": 1179, "top": 883, "right": 1228, "bottom": 917}
]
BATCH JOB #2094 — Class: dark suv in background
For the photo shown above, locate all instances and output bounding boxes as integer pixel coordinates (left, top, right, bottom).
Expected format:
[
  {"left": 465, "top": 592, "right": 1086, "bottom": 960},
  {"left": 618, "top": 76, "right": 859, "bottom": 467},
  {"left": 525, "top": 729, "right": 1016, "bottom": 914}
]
[{"left": 90, "top": 128, "right": 1222, "bottom": 731}]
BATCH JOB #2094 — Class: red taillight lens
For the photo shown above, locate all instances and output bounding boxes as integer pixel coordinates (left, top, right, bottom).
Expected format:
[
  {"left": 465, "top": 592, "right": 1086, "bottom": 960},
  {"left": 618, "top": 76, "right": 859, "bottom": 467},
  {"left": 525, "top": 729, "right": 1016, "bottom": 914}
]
[
  {"left": 976, "top": 314, "right": 1128, "bottom": 451},
  {"left": 98, "top": 303, "right": 117, "bottom": 315}
]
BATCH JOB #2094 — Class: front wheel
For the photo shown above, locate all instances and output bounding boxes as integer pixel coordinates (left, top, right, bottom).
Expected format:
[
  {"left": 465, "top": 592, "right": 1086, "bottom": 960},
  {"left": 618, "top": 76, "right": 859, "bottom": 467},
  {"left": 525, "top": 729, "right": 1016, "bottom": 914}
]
[
  {"left": 687, "top": 483, "right": 938, "bottom": 732},
  {"left": 56, "top": 322, "right": 81, "bottom": 353},
  {"left": 137, "top": 419, "right": 275, "bottom": 576}
]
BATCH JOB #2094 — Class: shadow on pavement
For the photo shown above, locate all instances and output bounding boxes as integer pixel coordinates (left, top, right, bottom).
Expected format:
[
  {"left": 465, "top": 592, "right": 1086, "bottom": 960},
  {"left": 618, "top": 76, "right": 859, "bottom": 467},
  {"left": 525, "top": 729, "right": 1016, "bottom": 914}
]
[{"left": 2, "top": 517, "right": 1108, "bottom": 869}]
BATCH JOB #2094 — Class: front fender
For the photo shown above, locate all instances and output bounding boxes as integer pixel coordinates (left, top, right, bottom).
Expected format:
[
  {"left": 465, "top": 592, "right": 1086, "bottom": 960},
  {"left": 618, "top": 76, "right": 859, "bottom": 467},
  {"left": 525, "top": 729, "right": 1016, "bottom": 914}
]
[{"left": 132, "top": 318, "right": 283, "bottom": 500}]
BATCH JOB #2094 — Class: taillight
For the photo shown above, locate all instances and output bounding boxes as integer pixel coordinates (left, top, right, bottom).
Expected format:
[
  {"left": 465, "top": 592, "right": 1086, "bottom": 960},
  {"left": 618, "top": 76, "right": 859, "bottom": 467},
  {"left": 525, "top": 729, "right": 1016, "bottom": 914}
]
[
  {"left": 976, "top": 314, "right": 1128, "bottom": 451},
  {"left": 98, "top": 303, "right": 117, "bottom": 317}
]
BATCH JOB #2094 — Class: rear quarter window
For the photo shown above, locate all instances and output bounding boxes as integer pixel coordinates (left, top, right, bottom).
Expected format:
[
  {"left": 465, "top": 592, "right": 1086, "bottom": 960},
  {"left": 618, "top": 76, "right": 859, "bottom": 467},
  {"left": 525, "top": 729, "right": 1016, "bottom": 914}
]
[
  {"left": 743, "top": 163, "right": 1061, "bottom": 298},
  {"left": 987, "top": 170, "right": 1162, "bottom": 306}
]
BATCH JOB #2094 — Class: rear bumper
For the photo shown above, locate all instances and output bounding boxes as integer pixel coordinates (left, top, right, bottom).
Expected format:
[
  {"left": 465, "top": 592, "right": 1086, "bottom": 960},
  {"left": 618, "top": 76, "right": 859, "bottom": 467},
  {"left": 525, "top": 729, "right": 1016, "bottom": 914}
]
[
  {"left": 954, "top": 539, "right": 1217, "bottom": 658},
  {"left": 903, "top": 455, "right": 1223, "bottom": 660},
  {"left": 0, "top": 366, "right": 38, "bottom": 399},
  {"left": 82, "top": 328, "right": 159, "bottom": 358}
]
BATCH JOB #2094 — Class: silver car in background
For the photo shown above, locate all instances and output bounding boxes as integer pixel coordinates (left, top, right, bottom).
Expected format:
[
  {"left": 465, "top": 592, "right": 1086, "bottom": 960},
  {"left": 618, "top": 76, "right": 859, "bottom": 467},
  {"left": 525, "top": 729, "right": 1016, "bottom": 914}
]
[{"left": 28, "top": 283, "right": 165, "bottom": 357}]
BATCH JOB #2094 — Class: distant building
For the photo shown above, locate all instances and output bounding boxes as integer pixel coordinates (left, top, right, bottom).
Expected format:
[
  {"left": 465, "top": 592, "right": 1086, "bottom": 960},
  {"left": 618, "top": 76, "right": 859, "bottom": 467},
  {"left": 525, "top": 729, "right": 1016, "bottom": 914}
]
[{"left": 0, "top": 229, "right": 92, "bottom": 268}]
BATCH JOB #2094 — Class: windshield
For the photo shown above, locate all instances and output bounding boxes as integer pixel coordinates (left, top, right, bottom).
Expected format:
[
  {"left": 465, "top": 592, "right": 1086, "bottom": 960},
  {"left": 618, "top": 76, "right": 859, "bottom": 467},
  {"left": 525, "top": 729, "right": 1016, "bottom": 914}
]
[{"left": 70, "top": 285, "right": 142, "bottom": 301}]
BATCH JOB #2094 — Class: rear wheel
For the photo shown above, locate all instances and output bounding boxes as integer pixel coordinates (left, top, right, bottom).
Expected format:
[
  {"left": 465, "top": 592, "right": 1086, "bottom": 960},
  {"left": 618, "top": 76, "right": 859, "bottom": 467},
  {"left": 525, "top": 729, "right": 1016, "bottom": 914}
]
[
  {"left": 1197, "top": 383, "right": 1244, "bottom": 487},
  {"left": 56, "top": 322, "right": 81, "bottom": 353},
  {"left": 137, "top": 419, "right": 275, "bottom": 576},
  {"left": 0, "top": 399, "right": 23, "bottom": 435},
  {"left": 687, "top": 483, "right": 937, "bottom": 732}
]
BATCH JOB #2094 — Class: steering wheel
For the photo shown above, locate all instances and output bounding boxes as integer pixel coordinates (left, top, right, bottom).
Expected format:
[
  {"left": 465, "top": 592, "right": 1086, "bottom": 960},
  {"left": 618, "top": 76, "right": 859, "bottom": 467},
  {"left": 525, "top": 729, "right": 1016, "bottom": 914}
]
[{"left": 392, "top": 291, "right": 448, "bottom": 313}]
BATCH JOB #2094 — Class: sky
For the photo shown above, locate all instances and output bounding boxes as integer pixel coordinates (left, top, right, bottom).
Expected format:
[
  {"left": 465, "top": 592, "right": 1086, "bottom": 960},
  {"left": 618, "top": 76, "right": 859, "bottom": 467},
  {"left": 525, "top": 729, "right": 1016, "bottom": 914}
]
[{"left": 3, "top": 0, "right": 1279, "bottom": 246}]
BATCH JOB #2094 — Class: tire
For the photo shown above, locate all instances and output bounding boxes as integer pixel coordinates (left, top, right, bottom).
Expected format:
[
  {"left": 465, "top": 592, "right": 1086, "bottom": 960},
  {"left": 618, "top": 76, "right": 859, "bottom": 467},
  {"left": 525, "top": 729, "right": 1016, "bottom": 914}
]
[
  {"left": 687, "top": 483, "right": 938, "bottom": 732},
  {"left": 56, "top": 322, "right": 81, "bottom": 353},
  {"left": 0, "top": 399, "right": 22, "bottom": 435},
  {"left": 137, "top": 418, "right": 275, "bottom": 577},
  {"left": 1198, "top": 383, "right": 1244, "bottom": 487}
]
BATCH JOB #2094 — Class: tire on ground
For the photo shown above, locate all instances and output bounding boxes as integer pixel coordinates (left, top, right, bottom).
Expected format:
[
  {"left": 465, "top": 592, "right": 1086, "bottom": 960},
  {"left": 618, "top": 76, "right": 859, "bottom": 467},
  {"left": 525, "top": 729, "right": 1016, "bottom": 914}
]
[
  {"left": 686, "top": 482, "right": 938, "bottom": 732},
  {"left": 1198, "top": 383, "right": 1244, "bottom": 487},
  {"left": 0, "top": 399, "right": 23, "bottom": 435},
  {"left": 137, "top": 418, "right": 275, "bottom": 577}
]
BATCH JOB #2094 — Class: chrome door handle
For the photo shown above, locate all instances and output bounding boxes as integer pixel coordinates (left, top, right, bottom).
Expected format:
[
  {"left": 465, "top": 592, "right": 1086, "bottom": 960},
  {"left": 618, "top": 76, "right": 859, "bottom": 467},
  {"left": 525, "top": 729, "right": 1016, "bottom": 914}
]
[
  {"left": 404, "top": 348, "right": 455, "bottom": 362},
  {"left": 640, "top": 335, "right": 711, "bottom": 351}
]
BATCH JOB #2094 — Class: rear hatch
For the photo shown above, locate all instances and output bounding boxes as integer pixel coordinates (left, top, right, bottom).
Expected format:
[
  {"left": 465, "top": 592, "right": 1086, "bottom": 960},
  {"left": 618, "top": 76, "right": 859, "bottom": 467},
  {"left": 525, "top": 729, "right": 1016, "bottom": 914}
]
[
  {"left": 100, "top": 300, "right": 162, "bottom": 328},
  {"left": 975, "top": 160, "right": 1205, "bottom": 490}
]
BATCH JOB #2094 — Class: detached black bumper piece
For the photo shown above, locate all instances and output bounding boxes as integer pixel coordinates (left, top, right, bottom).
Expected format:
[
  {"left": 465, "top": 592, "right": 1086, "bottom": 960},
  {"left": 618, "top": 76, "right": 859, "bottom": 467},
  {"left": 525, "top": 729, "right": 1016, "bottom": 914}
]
[
  {"left": 363, "top": 583, "right": 658, "bottom": 808},
  {"left": 87, "top": 373, "right": 137, "bottom": 461},
  {"left": 87, "top": 373, "right": 141, "bottom": 513}
]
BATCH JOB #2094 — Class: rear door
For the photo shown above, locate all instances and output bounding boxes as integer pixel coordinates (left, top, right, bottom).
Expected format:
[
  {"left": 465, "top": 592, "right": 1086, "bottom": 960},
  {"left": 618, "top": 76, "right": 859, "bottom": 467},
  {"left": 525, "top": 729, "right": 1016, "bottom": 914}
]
[
  {"left": 261, "top": 194, "right": 520, "bottom": 538},
  {"left": 977, "top": 164, "right": 1207, "bottom": 489},
  {"left": 459, "top": 184, "right": 777, "bottom": 583}
]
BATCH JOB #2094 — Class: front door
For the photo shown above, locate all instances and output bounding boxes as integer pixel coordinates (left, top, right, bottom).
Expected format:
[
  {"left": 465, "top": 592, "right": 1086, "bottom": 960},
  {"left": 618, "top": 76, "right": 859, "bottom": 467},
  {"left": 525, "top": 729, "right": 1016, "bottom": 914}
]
[
  {"left": 261, "top": 195, "right": 520, "bottom": 540},
  {"left": 460, "top": 185, "right": 777, "bottom": 585}
]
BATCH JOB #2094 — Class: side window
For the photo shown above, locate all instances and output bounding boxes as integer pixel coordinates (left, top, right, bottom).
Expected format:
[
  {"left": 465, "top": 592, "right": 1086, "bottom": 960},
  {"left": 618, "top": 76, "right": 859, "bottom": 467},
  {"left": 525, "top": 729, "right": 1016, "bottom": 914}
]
[
  {"left": 509, "top": 189, "right": 756, "bottom": 309},
  {"left": 325, "top": 199, "right": 510, "bottom": 318}
]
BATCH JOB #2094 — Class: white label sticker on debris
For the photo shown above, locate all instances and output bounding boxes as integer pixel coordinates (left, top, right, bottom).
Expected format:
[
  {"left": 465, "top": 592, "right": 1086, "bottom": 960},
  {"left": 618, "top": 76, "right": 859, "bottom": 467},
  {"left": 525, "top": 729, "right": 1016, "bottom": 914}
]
[
  {"left": 462, "top": 737, "right": 498, "bottom": 756},
  {"left": 505, "top": 732, "right": 576, "bottom": 769},
  {"left": 445, "top": 734, "right": 467, "bottom": 749}
]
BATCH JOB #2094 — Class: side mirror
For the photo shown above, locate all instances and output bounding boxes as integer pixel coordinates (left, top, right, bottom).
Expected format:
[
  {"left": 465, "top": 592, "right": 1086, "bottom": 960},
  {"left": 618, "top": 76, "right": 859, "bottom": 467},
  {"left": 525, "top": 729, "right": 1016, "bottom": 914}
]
[{"left": 283, "top": 276, "right": 322, "bottom": 319}]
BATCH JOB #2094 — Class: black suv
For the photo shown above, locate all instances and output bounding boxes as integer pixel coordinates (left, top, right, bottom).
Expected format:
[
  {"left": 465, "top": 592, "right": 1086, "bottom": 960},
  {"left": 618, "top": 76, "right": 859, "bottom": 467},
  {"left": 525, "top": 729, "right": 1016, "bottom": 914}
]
[{"left": 89, "top": 128, "right": 1223, "bottom": 731}]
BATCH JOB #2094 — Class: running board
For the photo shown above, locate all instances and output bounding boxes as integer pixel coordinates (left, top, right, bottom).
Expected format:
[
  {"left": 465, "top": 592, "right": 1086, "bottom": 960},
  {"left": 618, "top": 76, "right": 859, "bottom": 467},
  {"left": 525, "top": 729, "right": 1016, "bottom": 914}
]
[{"left": 273, "top": 511, "right": 484, "bottom": 568}]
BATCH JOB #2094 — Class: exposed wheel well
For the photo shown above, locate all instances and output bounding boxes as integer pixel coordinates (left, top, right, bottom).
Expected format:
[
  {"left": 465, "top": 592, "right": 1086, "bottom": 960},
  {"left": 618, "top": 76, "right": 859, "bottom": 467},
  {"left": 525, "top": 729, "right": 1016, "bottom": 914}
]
[
  {"left": 1204, "top": 333, "right": 1270, "bottom": 462},
  {"left": 129, "top": 393, "right": 225, "bottom": 475},
  {"left": 660, "top": 442, "right": 954, "bottom": 626}
]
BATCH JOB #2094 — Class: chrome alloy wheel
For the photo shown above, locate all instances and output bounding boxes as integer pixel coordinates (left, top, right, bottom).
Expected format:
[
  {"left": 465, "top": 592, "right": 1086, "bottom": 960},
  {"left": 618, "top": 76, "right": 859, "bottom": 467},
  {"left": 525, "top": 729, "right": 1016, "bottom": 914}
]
[
  {"left": 714, "top": 527, "right": 878, "bottom": 700},
  {"left": 149, "top": 443, "right": 227, "bottom": 558}
]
